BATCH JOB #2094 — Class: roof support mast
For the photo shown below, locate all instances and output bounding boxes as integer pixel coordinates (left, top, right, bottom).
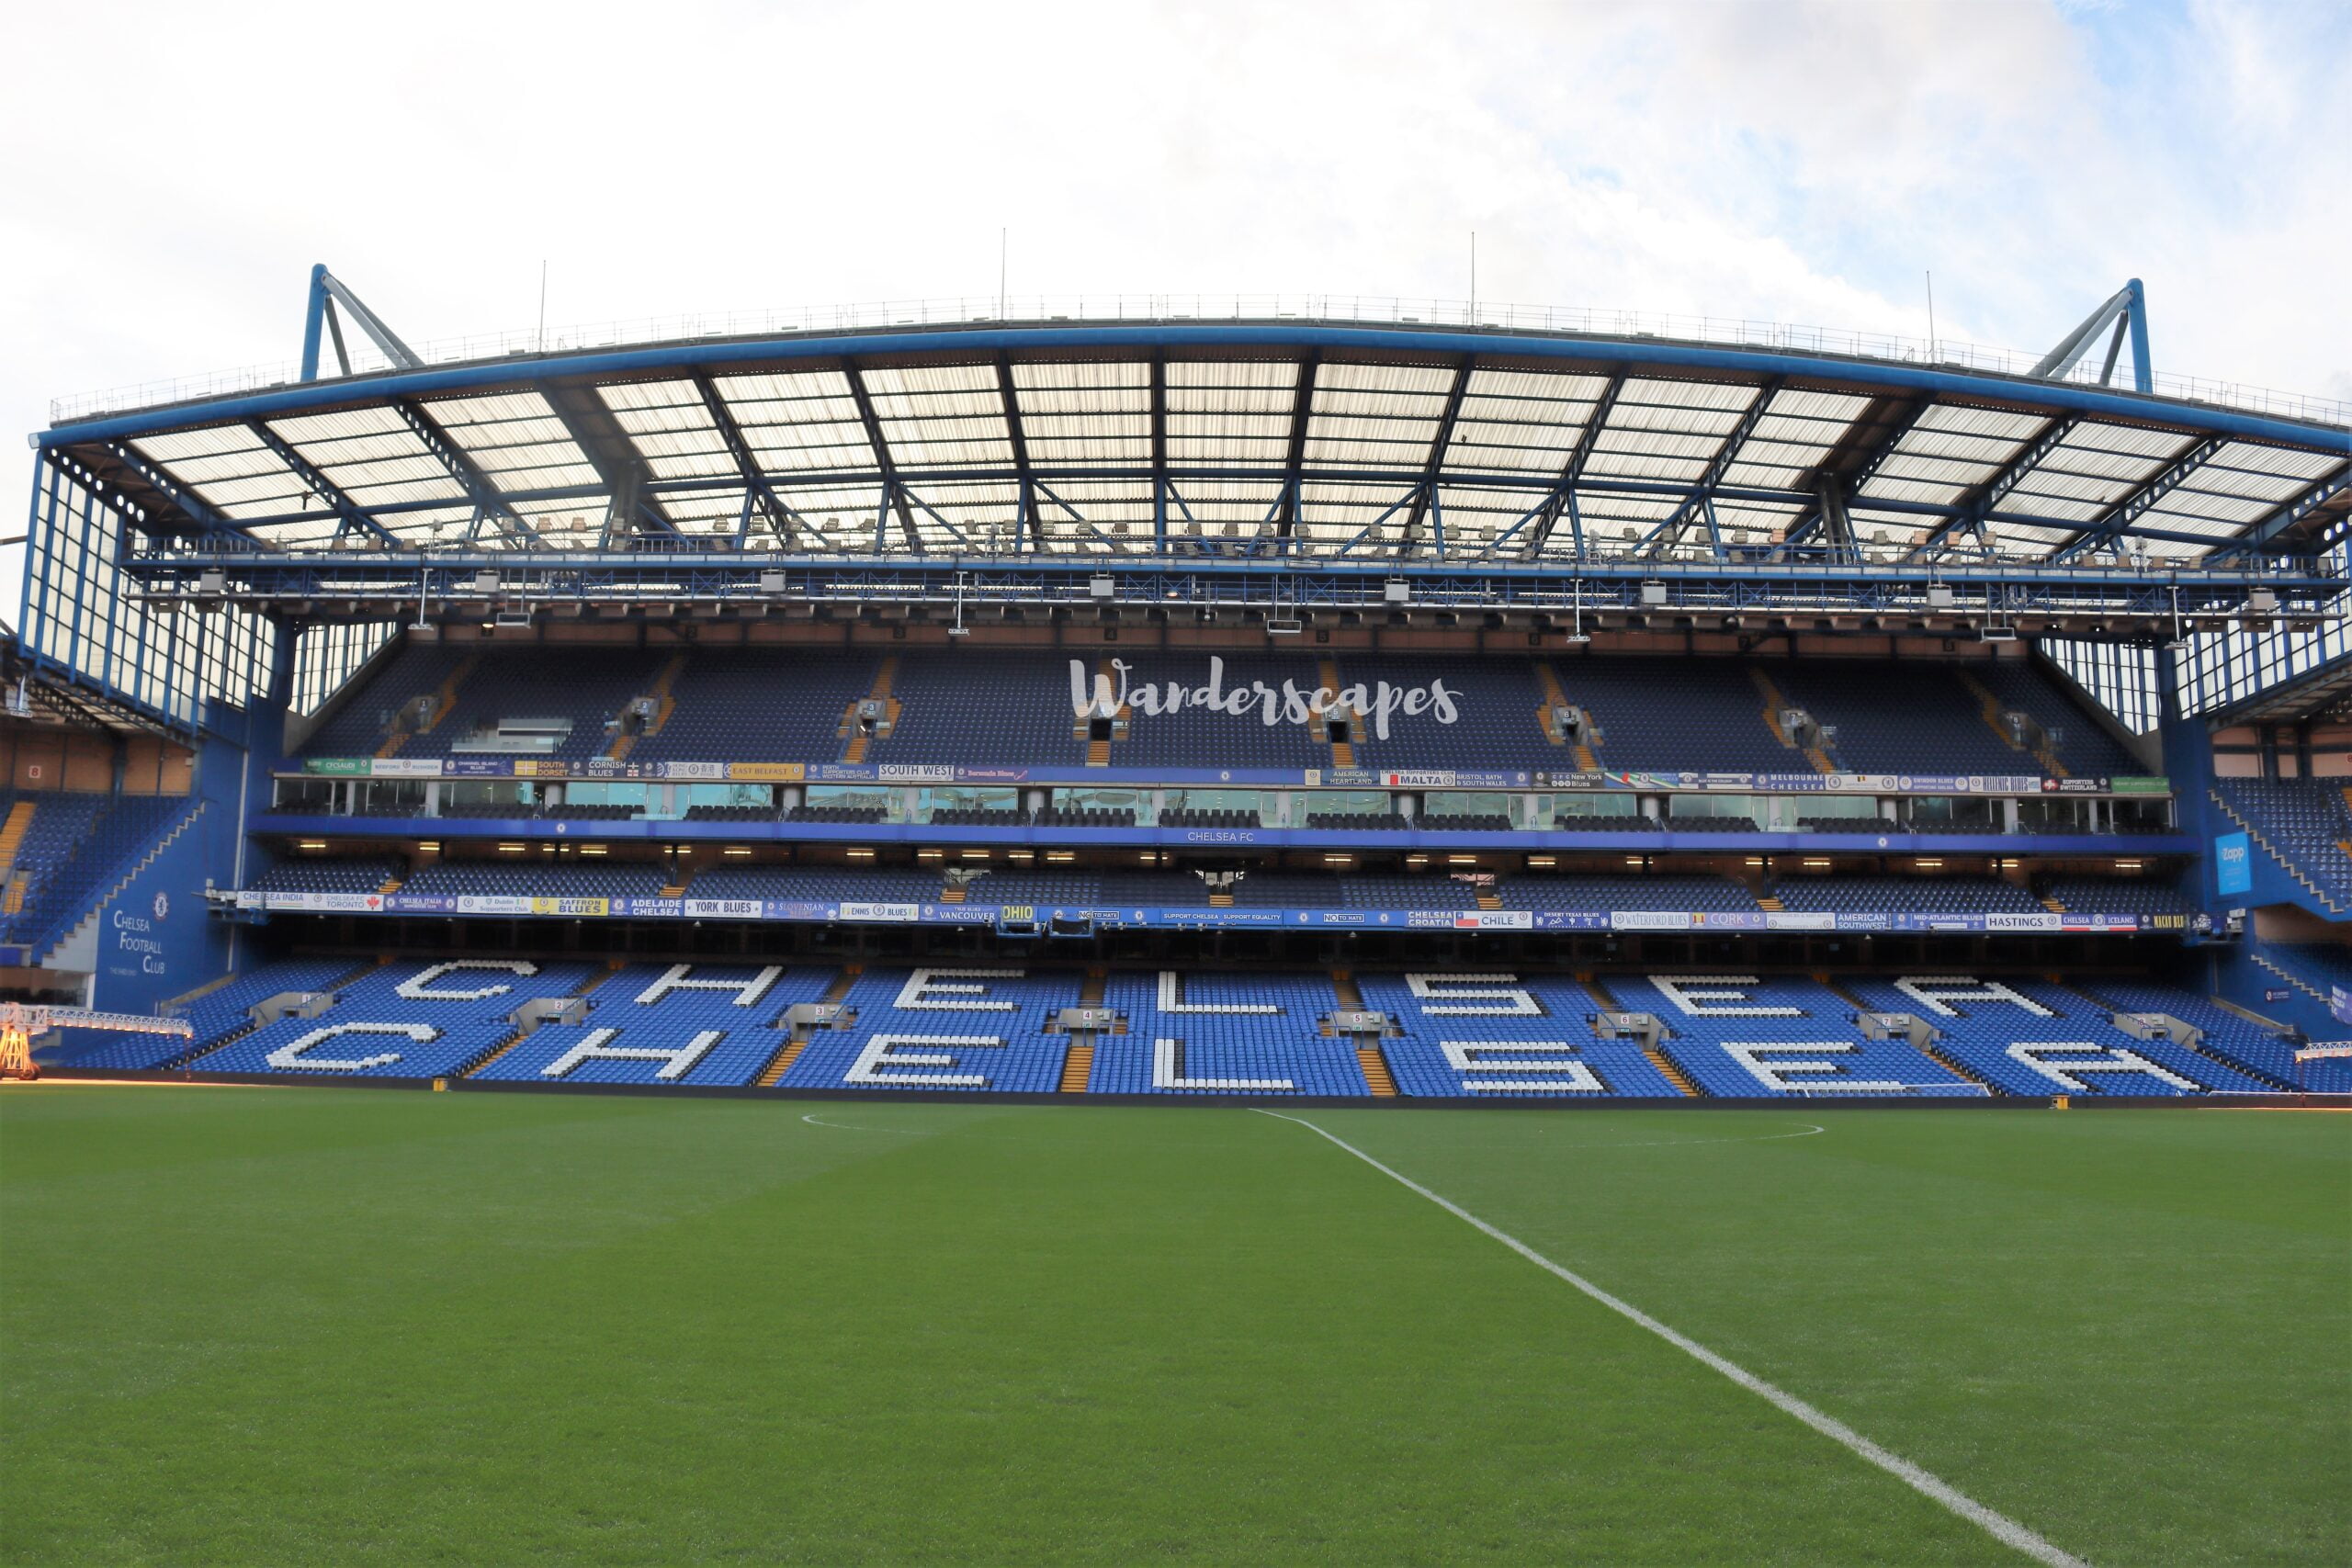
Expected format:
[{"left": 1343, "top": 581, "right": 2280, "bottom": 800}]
[
  {"left": 299, "top": 265, "right": 423, "bottom": 381},
  {"left": 2030, "top": 278, "right": 2153, "bottom": 395}
]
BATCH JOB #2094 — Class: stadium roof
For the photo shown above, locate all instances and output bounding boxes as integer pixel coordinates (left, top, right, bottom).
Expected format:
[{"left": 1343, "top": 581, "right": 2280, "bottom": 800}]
[{"left": 38, "top": 294, "right": 2351, "bottom": 570}]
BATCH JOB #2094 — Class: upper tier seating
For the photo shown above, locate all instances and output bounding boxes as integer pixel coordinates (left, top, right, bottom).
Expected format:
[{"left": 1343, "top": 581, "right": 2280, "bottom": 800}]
[
  {"left": 778, "top": 966, "right": 1084, "bottom": 1093},
  {"left": 400, "top": 862, "right": 670, "bottom": 899},
  {"left": 300, "top": 644, "right": 471, "bottom": 756},
  {"left": 1544, "top": 659, "right": 1792, "bottom": 773},
  {"left": 2214, "top": 778, "right": 2352, "bottom": 908},
  {"left": 300, "top": 645, "right": 2142, "bottom": 780},
  {"left": 1772, "top": 664, "right": 2026, "bottom": 776},
  {"left": 428, "top": 649, "right": 657, "bottom": 762},
  {"left": 251, "top": 859, "right": 401, "bottom": 895},
  {"left": 1770, "top": 876, "right": 2041, "bottom": 914},
  {"left": 1113, "top": 654, "right": 1333, "bottom": 770},
  {"left": 634, "top": 650, "right": 876, "bottom": 763},
  {"left": 685, "top": 865, "right": 943, "bottom": 903},
  {"left": 1497, "top": 875, "right": 1758, "bottom": 911},
  {"left": 1969, "top": 662, "right": 2143, "bottom": 776},
  {"left": 869, "top": 654, "right": 1090, "bottom": 767},
  {"left": 1341, "top": 657, "right": 1555, "bottom": 772},
  {"left": 2041, "top": 877, "right": 2194, "bottom": 917}
]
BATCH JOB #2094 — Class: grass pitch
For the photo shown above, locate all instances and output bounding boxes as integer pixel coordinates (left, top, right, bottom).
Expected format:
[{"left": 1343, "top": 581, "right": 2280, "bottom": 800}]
[{"left": 3, "top": 1089, "right": 2346, "bottom": 1565}]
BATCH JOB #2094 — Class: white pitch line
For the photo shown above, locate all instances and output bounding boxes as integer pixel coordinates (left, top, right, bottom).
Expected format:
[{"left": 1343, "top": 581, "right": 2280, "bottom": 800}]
[
  {"left": 1252, "top": 1109, "right": 2087, "bottom": 1568},
  {"left": 799, "top": 1111, "right": 928, "bottom": 1135}
]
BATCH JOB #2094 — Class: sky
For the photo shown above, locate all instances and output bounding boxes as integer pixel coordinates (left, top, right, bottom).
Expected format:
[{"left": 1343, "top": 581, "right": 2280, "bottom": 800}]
[{"left": 0, "top": 0, "right": 2345, "bottom": 605}]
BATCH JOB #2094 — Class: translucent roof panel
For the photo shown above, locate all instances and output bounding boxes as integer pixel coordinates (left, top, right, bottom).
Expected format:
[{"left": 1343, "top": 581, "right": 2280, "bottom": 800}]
[
  {"left": 65, "top": 333, "right": 2347, "bottom": 569},
  {"left": 1445, "top": 367, "right": 1608, "bottom": 475},
  {"left": 1860, "top": 404, "right": 2051, "bottom": 509},
  {"left": 860, "top": 364, "right": 1012, "bottom": 473},
  {"left": 1578, "top": 378, "right": 1757, "bottom": 486},
  {"left": 2002, "top": 423, "right": 2189, "bottom": 527},
  {"left": 129, "top": 424, "right": 310, "bottom": 521},
  {"left": 1165, "top": 360, "right": 1299, "bottom": 468},
  {"left": 710, "top": 369, "right": 878, "bottom": 477},
  {"left": 1010, "top": 361, "right": 1151, "bottom": 467},
  {"left": 421, "top": 390, "right": 603, "bottom": 497},
  {"left": 1718, "top": 388, "right": 1871, "bottom": 492},
  {"left": 596, "top": 379, "right": 737, "bottom": 483}
]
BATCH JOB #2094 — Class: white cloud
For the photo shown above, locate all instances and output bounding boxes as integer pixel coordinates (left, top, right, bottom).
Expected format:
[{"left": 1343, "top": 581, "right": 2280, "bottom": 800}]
[{"left": 0, "top": 0, "right": 2343, "bottom": 614}]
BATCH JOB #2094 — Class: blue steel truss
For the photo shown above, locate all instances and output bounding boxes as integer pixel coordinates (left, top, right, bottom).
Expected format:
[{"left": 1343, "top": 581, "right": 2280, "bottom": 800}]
[{"left": 24, "top": 293, "right": 2352, "bottom": 739}]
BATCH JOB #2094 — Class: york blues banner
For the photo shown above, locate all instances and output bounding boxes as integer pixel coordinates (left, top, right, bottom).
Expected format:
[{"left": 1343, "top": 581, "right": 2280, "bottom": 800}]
[
  {"left": 251, "top": 889, "right": 2174, "bottom": 934},
  {"left": 286, "top": 755, "right": 2166, "bottom": 798}
]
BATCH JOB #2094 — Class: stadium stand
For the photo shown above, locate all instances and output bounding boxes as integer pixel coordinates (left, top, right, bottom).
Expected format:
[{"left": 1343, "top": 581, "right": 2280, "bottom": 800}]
[
  {"left": 685, "top": 865, "right": 943, "bottom": 902},
  {"left": 2212, "top": 778, "right": 2352, "bottom": 907},
  {"left": 400, "top": 862, "right": 672, "bottom": 899},
  {"left": 1627, "top": 974, "right": 1974, "bottom": 1097},
  {"left": 2040, "top": 877, "right": 2196, "bottom": 916},
  {"left": 1770, "top": 875, "right": 2041, "bottom": 913},
  {"left": 1355, "top": 972, "right": 1681, "bottom": 1098},
  {"left": 1838, "top": 974, "right": 2273, "bottom": 1096},
  {"left": 1091, "top": 971, "right": 1367, "bottom": 1094},
  {"left": 251, "top": 859, "right": 403, "bottom": 895},
  {"left": 868, "top": 654, "right": 1091, "bottom": 767},
  {"left": 634, "top": 649, "right": 877, "bottom": 764},
  {"left": 194, "top": 958, "right": 602, "bottom": 1078},
  {"left": 289, "top": 643, "right": 2158, "bottom": 784},
  {"left": 2, "top": 795, "right": 197, "bottom": 957},
  {"left": 474, "top": 963, "right": 835, "bottom": 1086},
  {"left": 1498, "top": 874, "right": 1758, "bottom": 910},
  {"left": 776, "top": 966, "right": 1083, "bottom": 1092}
]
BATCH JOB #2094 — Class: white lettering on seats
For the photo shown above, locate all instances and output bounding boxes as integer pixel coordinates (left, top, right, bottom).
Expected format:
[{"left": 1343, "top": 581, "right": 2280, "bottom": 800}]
[
  {"left": 1408, "top": 973, "right": 1539, "bottom": 1016},
  {"left": 397, "top": 960, "right": 537, "bottom": 1001},
  {"left": 895, "top": 967, "right": 1023, "bottom": 1011},
  {"left": 1439, "top": 1040, "right": 1606, "bottom": 1093},
  {"left": 635, "top": 964, "right": 784, "bottom": 1007},
  {"left": 1651, "top": 976, "right": 1802, "bottom": 1017},
  {"left": 1894, "top": 976, "right": 2054, "bottom": 1018},
  {"left": 1152, "top": 1038, "right": 1294, "bottom": 1091},
  {"left": 847, "top": 1034, "right": 1002, "bottom": 1087},
  {"left": 2006, "top": 1043, "right": 2199, "bottom": 1092},
  {"left": 1721, "top": 1042, "right": 1907, "bottom": 1095},
  {"left": 541, "top": 1027, "right": 722, "bottom": 1081},
  {"left": 1157, "top": 971, "right": 1281, "bottom": 1013},
  {"left": 267, "top": 1021, "right": 436, "bottom": 1072}
]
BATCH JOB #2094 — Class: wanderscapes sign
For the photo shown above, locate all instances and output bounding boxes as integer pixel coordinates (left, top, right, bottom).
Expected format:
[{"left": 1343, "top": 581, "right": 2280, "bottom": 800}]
[{"left": 1069, "top": 657, "right": 1461, "bottom": 739}]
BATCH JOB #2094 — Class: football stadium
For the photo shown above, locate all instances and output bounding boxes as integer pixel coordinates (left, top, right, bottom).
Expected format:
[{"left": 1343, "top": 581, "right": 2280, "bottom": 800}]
[{"left": 4, "top": 270, "right": 2348, "bottom": 1563}]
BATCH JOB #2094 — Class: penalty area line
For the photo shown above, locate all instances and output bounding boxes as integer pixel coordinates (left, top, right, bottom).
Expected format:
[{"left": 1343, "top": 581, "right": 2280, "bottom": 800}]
[{"left": 1251, "top": 1108, "right": 2088, "bottom": 1568}]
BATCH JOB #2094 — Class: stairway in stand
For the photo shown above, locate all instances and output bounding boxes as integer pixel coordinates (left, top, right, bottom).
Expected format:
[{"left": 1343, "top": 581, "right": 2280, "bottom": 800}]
[
  {"left": 608, "top": 650, "right": 691, "bottom": 762},
  {"left": 756, "top": 965, "right": 860, "bottom": 1087},
  {"left": 839, "top": 657, "right": 899, "bottom": 764},
  {"left": 379, "top": 654, "right": 478, "bottom": 759},
  {"left": 0, "top": 800, "right": 37, "bottom": 880},
  {"left": 1318, "top": 659, "right": 1355, "bottom": 768}
]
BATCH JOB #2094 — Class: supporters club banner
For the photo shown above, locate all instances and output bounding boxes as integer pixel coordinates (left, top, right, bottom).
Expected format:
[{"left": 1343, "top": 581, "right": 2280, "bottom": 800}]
[
  {"left": 286, "top": 756, "right": 2164, "bottom": 797},
  {"left": 254, "top": 890, "right": 2173, "bottom": 934}
]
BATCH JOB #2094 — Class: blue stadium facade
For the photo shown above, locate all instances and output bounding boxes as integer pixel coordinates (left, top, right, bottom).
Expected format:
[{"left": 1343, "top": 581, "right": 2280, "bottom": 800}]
[{"left": 9, "top": 276, "right": 2350, "bottom": 1100}]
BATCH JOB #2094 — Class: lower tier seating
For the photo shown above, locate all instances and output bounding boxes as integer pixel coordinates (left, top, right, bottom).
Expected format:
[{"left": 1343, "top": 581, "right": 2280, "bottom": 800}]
[{"left": 120, "top": 958, "right": 2312, "bottom": 1100}]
